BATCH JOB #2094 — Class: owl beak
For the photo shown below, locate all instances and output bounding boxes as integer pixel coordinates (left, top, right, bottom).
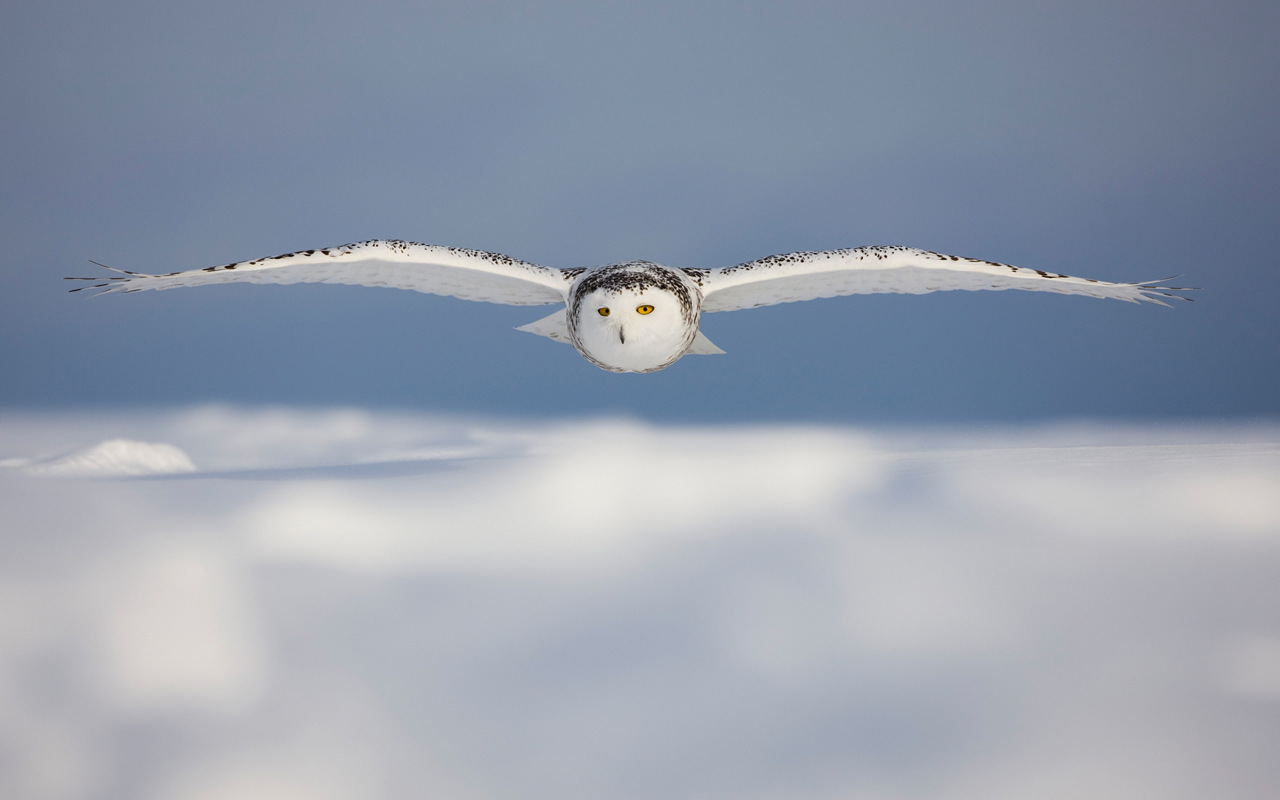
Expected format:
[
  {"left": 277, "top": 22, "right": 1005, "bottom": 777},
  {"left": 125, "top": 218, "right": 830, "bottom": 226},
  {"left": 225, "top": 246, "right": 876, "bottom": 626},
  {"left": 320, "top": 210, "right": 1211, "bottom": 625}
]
[{"left": 618, "top": 325, "right": 626, "bottom": 344}]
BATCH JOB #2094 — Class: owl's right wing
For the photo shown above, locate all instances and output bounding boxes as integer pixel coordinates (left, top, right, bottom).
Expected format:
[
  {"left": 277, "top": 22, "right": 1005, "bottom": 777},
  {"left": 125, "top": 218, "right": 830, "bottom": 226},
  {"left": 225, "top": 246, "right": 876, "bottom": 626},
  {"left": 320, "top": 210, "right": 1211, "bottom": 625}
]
[
  {"left": 68, "top": 239, "right": 573, "bottom": 306},
  {"left": 698, "top": 246, "right": 1192, "bottom": 312}
]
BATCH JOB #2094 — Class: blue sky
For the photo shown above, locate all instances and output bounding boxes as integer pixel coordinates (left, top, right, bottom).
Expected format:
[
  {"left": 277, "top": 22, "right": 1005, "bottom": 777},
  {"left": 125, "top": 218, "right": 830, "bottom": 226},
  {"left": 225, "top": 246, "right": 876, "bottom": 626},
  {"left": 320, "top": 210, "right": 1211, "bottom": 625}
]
[{"left": 2, "top": 0, "right": 1277, "bottom": 421}]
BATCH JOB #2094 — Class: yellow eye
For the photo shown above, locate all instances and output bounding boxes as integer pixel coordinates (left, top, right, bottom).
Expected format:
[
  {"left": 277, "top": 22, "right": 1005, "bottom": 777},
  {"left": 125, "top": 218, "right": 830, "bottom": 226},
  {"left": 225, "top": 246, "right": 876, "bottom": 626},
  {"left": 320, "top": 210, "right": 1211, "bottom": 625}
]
[
  {"left": 597, "top": 307, "right": 610, "bottom": 316},
  {"left": 636, "top": 305, "right": 654, "bottom": 315}
]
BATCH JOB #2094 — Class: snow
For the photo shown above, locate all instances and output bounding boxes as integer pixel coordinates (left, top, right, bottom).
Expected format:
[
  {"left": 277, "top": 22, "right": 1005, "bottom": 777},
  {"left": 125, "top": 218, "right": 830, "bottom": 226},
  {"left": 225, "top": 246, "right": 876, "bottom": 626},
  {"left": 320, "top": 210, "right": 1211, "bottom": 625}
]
[
  {"left": 18, "top": 438, "right": 197, "bottom": 477},
  {"left": 0, "top": 406, "right": 1278, "bottom": 799}
]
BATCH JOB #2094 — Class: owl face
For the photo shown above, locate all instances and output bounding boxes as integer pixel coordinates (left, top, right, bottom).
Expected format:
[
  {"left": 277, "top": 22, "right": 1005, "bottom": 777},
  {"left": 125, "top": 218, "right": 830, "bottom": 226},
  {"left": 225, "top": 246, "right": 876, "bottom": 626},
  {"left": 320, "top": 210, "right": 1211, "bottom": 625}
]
[{"left": 568, "top": 264, "right": 700, "bottom": 373}]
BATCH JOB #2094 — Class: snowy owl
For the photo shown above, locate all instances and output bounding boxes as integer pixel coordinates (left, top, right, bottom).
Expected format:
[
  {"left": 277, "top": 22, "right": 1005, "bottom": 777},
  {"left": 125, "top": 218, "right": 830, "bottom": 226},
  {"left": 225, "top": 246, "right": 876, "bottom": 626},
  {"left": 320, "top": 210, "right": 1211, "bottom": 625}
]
[{"left": 70, "top": 240, "right": 1190, "bottom": 373}]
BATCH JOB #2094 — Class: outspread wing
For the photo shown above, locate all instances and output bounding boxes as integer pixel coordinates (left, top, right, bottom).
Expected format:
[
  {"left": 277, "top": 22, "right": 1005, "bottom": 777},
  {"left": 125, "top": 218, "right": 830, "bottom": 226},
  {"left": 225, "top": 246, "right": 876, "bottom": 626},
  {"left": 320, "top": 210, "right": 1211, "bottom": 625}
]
[
  {"left": 699, "top": 246, "right": 1192, "bottom": 313},
  {"left": 69, "top": 239, "right": 572, "bottom": 306}
]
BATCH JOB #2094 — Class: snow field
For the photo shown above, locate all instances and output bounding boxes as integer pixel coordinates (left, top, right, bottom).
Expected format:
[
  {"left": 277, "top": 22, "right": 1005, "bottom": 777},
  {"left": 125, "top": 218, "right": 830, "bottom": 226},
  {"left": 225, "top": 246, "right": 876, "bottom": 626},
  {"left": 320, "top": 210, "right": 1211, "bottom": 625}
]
[{"left": 1, "top": 407, "right": 1278, "bottom": 800}]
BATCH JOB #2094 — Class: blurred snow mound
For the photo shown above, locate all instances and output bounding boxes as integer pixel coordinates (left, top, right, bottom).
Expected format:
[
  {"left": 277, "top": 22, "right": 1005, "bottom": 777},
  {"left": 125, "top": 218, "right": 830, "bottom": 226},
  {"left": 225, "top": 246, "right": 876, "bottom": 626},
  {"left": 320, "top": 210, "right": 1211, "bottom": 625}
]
[
  {"left": 23, "top": 438, "right": 197, "bottom": 477},
  {"left": 244, "top": 421, "right": 879, "bottom": 573}
]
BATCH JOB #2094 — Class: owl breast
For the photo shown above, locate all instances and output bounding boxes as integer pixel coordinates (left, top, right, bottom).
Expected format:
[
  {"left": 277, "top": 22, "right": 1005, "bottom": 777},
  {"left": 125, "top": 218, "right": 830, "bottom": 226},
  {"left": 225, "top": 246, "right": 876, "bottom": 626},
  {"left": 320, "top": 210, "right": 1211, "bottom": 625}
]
[{"left": 567, "top": 262, "right": 702, "bottom": 373}]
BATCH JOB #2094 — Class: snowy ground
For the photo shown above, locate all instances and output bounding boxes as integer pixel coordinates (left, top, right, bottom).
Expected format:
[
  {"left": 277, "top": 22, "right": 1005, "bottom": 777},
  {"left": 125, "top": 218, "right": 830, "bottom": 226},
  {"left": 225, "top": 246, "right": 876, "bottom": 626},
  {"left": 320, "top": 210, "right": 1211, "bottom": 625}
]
[{"left": 1, "top": 407, "right": 1278, "bottom": 800}]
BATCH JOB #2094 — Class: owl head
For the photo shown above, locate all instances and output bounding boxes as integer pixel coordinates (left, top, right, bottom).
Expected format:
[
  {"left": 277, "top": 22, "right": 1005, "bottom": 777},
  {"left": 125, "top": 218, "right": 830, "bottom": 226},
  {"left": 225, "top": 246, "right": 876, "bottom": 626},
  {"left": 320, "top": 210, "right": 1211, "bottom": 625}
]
[{"left": 568, "top": 263, "right": 700, "bottom": 373}]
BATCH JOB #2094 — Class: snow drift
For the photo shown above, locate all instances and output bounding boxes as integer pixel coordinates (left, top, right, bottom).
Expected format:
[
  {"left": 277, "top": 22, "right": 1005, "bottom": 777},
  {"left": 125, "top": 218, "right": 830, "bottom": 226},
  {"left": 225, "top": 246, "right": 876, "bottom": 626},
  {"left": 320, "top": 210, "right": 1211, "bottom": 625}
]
[{"left": 19, "top": 438, "right": 197, "bottom": 477}]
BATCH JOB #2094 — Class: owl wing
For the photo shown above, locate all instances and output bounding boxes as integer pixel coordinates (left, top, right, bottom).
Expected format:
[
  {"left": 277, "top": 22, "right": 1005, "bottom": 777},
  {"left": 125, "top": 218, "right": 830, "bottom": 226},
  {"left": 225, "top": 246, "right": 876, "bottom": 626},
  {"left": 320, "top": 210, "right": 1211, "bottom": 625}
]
[
  {"left": 68, "top": 239, "right": 572, "bottom": 306},
  {"left": 698, "top": 246, "right": 1192, "bottom": 313}
]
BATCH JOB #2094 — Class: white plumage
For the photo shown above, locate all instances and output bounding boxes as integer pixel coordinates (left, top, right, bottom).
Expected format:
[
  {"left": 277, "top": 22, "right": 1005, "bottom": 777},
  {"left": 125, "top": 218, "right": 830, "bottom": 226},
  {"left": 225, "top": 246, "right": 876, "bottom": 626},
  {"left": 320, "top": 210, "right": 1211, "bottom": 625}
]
[
  {"left": 698, "top": 246, "right": 1185, "bottom": 310},
  {"left": 71, "top": 239, "right": 1190, "bottom": 373}
]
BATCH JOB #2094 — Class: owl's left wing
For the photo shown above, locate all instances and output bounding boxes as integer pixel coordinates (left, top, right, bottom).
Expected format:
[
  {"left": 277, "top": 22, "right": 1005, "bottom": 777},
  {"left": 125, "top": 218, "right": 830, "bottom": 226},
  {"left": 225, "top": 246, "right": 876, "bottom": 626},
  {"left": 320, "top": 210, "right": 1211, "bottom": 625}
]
[
  {"left": 698, "top": 247, "right": 1191, "bottom": 313},
  {"left": 68, "top": 239, "right": 572, "bottom": 306}
]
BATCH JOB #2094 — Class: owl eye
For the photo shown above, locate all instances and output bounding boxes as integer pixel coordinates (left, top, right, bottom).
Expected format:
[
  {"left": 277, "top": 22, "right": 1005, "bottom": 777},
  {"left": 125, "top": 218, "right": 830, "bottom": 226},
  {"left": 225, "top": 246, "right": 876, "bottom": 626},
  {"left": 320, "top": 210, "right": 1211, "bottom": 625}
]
[
  {"left": 636, "top": 305, "right": 654, "bottom": 315},
  {"left": 597, "top": 307, "right": 610, "bottom": 316}
]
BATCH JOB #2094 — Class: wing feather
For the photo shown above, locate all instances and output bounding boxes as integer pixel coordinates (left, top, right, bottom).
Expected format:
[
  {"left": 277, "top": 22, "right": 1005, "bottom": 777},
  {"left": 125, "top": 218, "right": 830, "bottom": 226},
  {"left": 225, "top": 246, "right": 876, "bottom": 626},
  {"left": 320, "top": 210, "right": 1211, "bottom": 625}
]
[
  {"left": 69, "top": 239, "right": 571, "bottom": 306},
  {"left": 515, "top": 308, "right": 573, "bottom": 344},
  {"left": 699, "top": 246, "right": 1192, "bottom": 312}
]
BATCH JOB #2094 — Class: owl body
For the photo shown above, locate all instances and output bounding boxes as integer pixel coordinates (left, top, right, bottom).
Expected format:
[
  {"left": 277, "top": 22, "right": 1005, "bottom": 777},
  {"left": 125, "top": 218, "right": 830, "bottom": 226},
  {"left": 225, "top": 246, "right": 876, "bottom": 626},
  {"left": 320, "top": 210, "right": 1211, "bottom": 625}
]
[{"left": 566, "top": 262, "right": 702, "bottom": 373}]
